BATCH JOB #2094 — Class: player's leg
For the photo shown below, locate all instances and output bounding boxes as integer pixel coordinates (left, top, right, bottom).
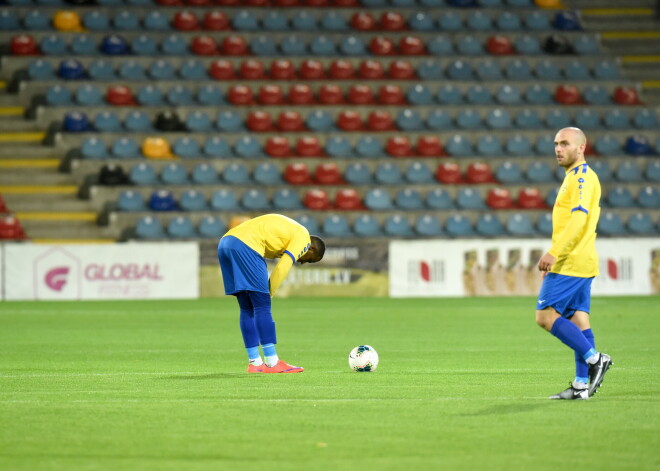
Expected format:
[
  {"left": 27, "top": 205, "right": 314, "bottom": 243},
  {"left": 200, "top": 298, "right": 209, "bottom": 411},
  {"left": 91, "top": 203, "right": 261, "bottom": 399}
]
[
  {"left": 236, "top": 292, "right": 264, "bottom": 372},
  {"left": 570, "top": 311, "right": 594, "bottom": 389}
]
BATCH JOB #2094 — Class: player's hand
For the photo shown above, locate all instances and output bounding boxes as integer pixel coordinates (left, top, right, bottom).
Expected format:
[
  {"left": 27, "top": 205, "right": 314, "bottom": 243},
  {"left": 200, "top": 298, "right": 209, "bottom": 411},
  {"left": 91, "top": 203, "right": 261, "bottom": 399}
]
[{"left": 537, "top": 253, "right": 556, "bottom": 272}]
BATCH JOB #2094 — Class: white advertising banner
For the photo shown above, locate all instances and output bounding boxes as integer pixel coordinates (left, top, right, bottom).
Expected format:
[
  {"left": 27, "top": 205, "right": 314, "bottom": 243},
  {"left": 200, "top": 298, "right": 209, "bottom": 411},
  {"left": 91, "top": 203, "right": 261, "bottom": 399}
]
[
  {"left": 3, "top": 242, "right": 199, "bottom": 301},
  {"left": 390, "top": 238, "right": 660, "bottom": 298}
]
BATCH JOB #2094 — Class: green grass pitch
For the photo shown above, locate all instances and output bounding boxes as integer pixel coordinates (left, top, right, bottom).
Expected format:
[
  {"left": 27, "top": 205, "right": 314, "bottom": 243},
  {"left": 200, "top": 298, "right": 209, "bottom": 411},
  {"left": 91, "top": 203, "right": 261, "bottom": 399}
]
[{"left": 1, "top": 296, "right": 658, "bottom": 471}]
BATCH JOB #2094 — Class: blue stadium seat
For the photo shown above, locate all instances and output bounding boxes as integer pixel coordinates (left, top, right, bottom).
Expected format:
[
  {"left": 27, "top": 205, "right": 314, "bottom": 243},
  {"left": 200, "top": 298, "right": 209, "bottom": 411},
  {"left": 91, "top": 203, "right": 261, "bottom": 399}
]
[
  {"left": 407, "top": 85, "right": 434, "bottom": 106},
  {"left": 217, "top": 111, "right": 245, "bottom": 133},
  {"left": 427, "top": 36, "right": 454, "bottom": 55},
  {"left": 119, "top": 60, "right": 146, "bottom": 81},
  {"left": 506, "top": 135, "right": 533, "bottom": 156},
  {"left": 180, "top": 59, "right": 207, "bottom": 80},
  {"left": 160, "top": 163, "right": 188, "bottom": 185},
  {"left": 172, "top": 137, "right": 200, "bottom": 159},
  {"left": 395, "top": 188, "right": 424, "bottom": 210},
  {"left": 603, "top": 109, "right": 631, "bottom": 129},
  {"left": 325, "top": 137, "right": 352, "bottom": 158},
  {"left": 456, "top": 36, "right": 483, "bottom": 55},
  {"left": 355, "top": 136, "right": 383, "bottom": 158},
  {"left": 254, "top": 162, "right": 282, "bottom": 185},
  {"left": 426, "top": 188, "right": 455, "bottom": 209},
  {"left": 241, "top": 189, "right": 271, "bottom": 211},
  {"left": 525, "top": 84, "right": 553, "bottom": 105},
  {"left": 123, "top": 111, "right": 152, "bottom": 132},
  {"left": 614, "top": 161, "right": 642, "bottom": 182},
  {"left": 75, "top": 84, "right": 103, "bottom": 106},
  {"left": 514, "top": 34, "right": 541, "bottom": 54},
  {"left": 496, "top": 11, "right": 522, "bottom": 30},
  {"left": 606, "top": 186, "right": 634, "bottom": 208},
  {"left": 262, "top": 11, "right": 289, "bottom": 30},
  {"left": 405, "top": 162, "right": 433, "bottom": 184},
  {"left": 233, "top": 10, "right": 259, "bottom": 30},
  {"left": 384, "top": 214, "right": 413, "bottom": 237},
  {"left": 573, "top": 35, "right": 600, "bottom": 55},
  {"left": 161, "top": 34, "right": 187, "bottom": 55},
  {"left": 321, "top": 12, "right": 347, "bottom": 31},
  {"left": 251, "top": 35, "right": 280, "bottom": 56},
  {"left": 515, "top": 109, "right": 542, "bottom": 129},
  {"left": 438, "top": 11, "right": 463, "bottom": 31},
  {"left": 179, "top": 189, "right": 207, "bottom": 211},
  {"left": 167, "top": 216, "right": 196, "bottom": 238},
  {"left": 495, "top": 161, "right": 525, "bottom": 184},
  {"left": 137, "top": 85, "right": 165, "bottom": 106},
  {"left": 292, "top": 11, "right": 316, "bottom": 30},
  {"left": 426, "top": 109, "right": 453, "bottom": 130},
  {"left": 295, "top": 214, "right": 319, "bottom": 234},
  {"left": 199, "top": 216, "right": 226, "bottom": 239},
  {"left": 364, "top": 188, "right": 393, "bottom": 210},
  {"left": 534, "top": 60, "right": 562, "bottom": 80},
  {"left": 24, "top": 10, "right": 50, "bottom": 30},
  {"left": 111, "top": 137, "right": 140, "bottom": 159},
  {"left": 132, "top": 35, "right": 158, "bottom": 55},
  {"left": 545, "top": 187, "right": 559, "bottom": 206},
  {"left": 476, "top": 60, "right": 503, "bottom": 81},
  {"left": 136, "top": 216, "right": 164, "bottom": 239},
  {"left": 476, "top": 214, "right": 505, "bottom": 237},
  {"left": 192, "top": 163, "right": 219, "bottom": 184},
  {"left": 445, "top": 214, "right": 474, "bottom": 237},
  {"left": 414, "top": 214, "right": 443, "bottom": 237},
  {"left": 504, "top": 59, "right": 532, "bottom": 80},
  {"left": 309, "top": 35, "right": 336, "bottom": 55},
  {"left": 506, "top": 213, "right": 536, "bottom": 236},
  {"left": 417, "top": 60, "right": 443, "bottom": 80},
  {"left": 40, "top": 34, "right": 67, "bottom": 55},
  {"left": 63, "top": 111, "right": 91, "bottom": 132},
  {"left": 223, "top": 164, "right": 250, "bottom": 186},
  {"left": 149, "top": 60, "right": 176, "bottom": 81},
  {"left": 535, "top": 135, "right": 555, "bottom": 155},
  {"left": 597, "top": 211, "right": 626, "bottom": 236},
  {"left": 476, "top": 135, "right": 503, "bottom": 156},
  {"left": 197, "top": 85, "right": 225, "bottom": 106},
  {"left": 58, "top": 59, "right": 85, "bottom": 80},
  {"left": 340, "top": 36, "right": 366, "bottom": 55},
  {"left": 594, "top": 135, "right": 622, "bottom": 156},
  {"left": 143, "top": 11, "right": 169, "bottom": 31},
  {"left": 457, "top": 188, "right": 486, "bottom": 209},
  {"left": 467, "top": 11, "right": 493, "bottom": 31},
  {"left": 646, "top": 160, "right": 660, "bottom": 182},
  {"left": 167, "top": 85, "right": 195, "bottom": 106},
  {"left": 536, "top": 212, "right": 553, "bottom": 236},
  {"left": 456, "top": 109, "right": 483, "bottom": 129},
  {"left": 583, "top": 85, "right": 611, "bottom": 105},
  {"left": 525, "top": 11, "right": 550, "bottom": 30},
  {"left": 437, "top": 85, "right": 464, "bottom": 105},
  {"left": 204, "top": 137, "right": 232, "bottom": 159},
  {"left": 210, "top": 189, "right": 239, "bottom": 211},
  {"left": 588, "top": 160, "right": 613, "bottom": 183},
  {"left": 149, "top": 189, "right": 177, "bottom": 211},
  {"left": 396, "top": 109, "right": 424, "bottom": 131},
  {"left": 113, "top": 10, "right": 139, "bottom": 30},
  {"left": 185, "top": 111, "right": 213, "bottom": 132},
  {"left": 564, "top": 60, "right": 590, "bottom": 80},
  {"left": 88, "top": 60, "right": 116, "bottom": 80},
  {"left": 575, "top": 109, "right": 601, "bottom": 130},
  {"left": 0, "top": 10, "right": 20, "bottom": 30},
  {"left": 375, "top": 163, "right": 403, "bottom": 185},
  {"left": 353, "top": 214, "right": 383, "bottom": 237},
  {"left": 118, "top": 190, "right": 146, "bottom": 211},
  {"left": 633, "top": 109, "right": 659, "bottom": 129},
  {"left": 496, "top": 85, "right": 522, "bottom": 105},
  {"left": 306, "top": 110, "right": 335, "bottom": 133},
  {"left": 447, "top": 60, "right": 474, "bottom": 80},
  {"left": 592, "top": 60, "right": 619, "bottom": 80},
  {"left": 322, "top": 214, "right": 352, "bottom": 237},
  {"left": 82, "top": 137, "right": 108, "bottom": 159},
  {"left": 280, "top": 35, "right": 308, "bottom": 55},
  {"left": 233, "top": 136, "right": 263, "bottom": 158},
  {"left": 526, "top": 161, "right": 554, "bottom": 183},
  {"left": 637, "top": 186, "right": 660, "bottom": 208},
  {"left": 272, "top": 188, "right": 302, "bottom": 210},
  {"left": 486, "top": 109, "right": 512, "bottom": 129},
  {"left": 625, "top": 135, "right": 654, "bottom": 156},
  {"left": 627, "top": 212, "right": 654, "bottom": 235},
  {"left": 101, "top": 34, "right": 129, "bottom": 55},
  {"left": 445, "top": 135, "right": 473, "bottom": 156},
  {"left": 344, "top": 163, "right": 372, "bottom": 185},
  {"left": 94, "top": 110, "right": 122, "bottom": 132}
]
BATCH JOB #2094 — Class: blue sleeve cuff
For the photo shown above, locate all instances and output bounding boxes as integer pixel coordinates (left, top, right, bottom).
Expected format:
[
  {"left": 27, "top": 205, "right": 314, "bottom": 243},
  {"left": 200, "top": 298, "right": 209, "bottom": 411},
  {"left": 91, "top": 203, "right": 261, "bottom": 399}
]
[
  {"left": 571, "top": 205, "right": 588, "bottom": 214},
  {"left": 284, "top": 250, "right": 296, "bottom": 262}
]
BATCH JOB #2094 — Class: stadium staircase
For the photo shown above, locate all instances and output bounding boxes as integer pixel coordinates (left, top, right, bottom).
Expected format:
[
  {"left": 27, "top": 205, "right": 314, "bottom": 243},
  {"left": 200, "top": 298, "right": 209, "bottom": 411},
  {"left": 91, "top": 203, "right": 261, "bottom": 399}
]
[{"left": 0, "top": 0, "right": 658, "bottom": 244}]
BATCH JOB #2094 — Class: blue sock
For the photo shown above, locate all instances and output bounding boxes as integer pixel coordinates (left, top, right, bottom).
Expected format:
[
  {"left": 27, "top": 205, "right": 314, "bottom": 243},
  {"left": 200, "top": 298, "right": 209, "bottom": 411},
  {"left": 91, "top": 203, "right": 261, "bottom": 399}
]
[
  {"left": 550, "top": 317, "right": 597, "bottom": 361},
  {"left": 575, "top": 328, "right": 595, "bottom": 383},
  {"left": 262, "top": 343, "right": 277, "bottom": 357},
  {"left": 246, "top": 346, "right": 261, "bottom": 361}
]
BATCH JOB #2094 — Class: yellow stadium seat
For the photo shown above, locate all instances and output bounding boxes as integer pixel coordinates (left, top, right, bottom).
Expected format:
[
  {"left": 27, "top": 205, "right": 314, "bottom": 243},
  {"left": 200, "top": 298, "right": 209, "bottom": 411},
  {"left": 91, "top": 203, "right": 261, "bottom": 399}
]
[
  {"left": 53, "top": 10, "right": 84, "bottom": 32},
  {"left": 229, "top": 215, "right": 250, "bottom": 229},
  {"left": 142, "top": 137, "right": 175, "bottom": 160},
  {"left": 535, "top": 0, "right": 563, "bottom": 8}
]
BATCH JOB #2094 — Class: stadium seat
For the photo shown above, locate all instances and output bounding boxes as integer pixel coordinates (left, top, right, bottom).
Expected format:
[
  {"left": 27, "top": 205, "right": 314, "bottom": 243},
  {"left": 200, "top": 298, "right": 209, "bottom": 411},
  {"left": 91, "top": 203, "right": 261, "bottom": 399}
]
[
  {"left": 136, "top": 85, "right": 164, "bottom": 106},
  {"left": 627, "top": 212, "right": 654, "bottom": 235},
  {"left": 118, "top": 190, "right": 146, "bottom": 212},
  {"left": 476, "top": 136, "right": 503, "bottom": 156},
  {"left": 149, "top": 189, "right": 177, "bottom": 211},
  {"left": 436, "top": 162, "right": 463, "bottom": 184},
  {"left": 325, "top": 137, "right": 352, "bottom": 158},
  {"left": 457, "top": 109, "right": 482, "bottom": 130},
  {"left": 384, "top": 214, "right": 413, "bottom": 237},
  {"left": 210, "top": 189, "right": 239, "bottom": 211},
  {"left": 486, "top": 188, "right": 514, "bottom": 209},
  {"left": 526, "top": 84, "right": 553, "bottom": 105},
  {"left": 606, "top": 187, "right": 634, "bottom": 208},
  {"left": 272, "top": 188, "right": 303, "bottom": 210},
  {"left": 204, "top": 137, "right": 232, "bottom": 158},
  {"left": 597, "top": 211, "right": 626, "bottom": 236},
  {"left": 149, "top": 60, "right": 176, "bottom": 80},
  {"left": 179, "top": 189, "right": 207, "bottom": 211},
  {"left": 495, "top": 162, "right": 524, "bottom": 184},
  {"left": 112, "top": 137, "right": 140, "bottom": 159},
  {"left": 303, "top": 189, "right": 331, "bottom": 210},
  {"left": 505, "top": 59, "right": 532, "bottom": 80},
  {"left": 405, "top": 162, "right": 434, "bottom": 184},
  {"left": 217, "top": 111, "right": 245, "bottom": 133},
  {"left": 426, "top": 110, "right": 453, "bottom": 131},
  {"left": 375, "top": 163, "right": 403, "bottom": 184},
  {"left": 476, "top": 214, "right": 505, "bottom": 237},
  {"left": 395, "top": 188, "right": 424, "bottom": 210},
  {"left": 583, "top": 85, "right": 611, "bottom": 105},
  {"left": 322, "top": 214, "right": 352, "bottom": 237},
  {"left": 414, "top": 214, "right": 442, "bottom": 237},
  {"left": 426, "top": 188, "right": 455, "bottom": 209},
  {"left": 506, "top": 213, "right": 536, "bottom": 236},
  {"left": 536, "top": 212, "right": 553, "bottom": 236},
  {"left": 545, "top": 187, "right": 559, "bottom": 207},
  {"left": 295, "top": 214, "right": 319, "bottom": 234},
  {"left": 241, "top": 189, "right": 271, "bottom": 211},
  {"left": 486, "top": 109, "right": 513, "bottom": 129},
  {"left": 191, "top": 163, "right": 219, "bottom": 184},
  {"left": 646, "top": 160, "right": 660, "bottom": 182},
  {"left": 314, "top": 163, "right": 343, "bottom": 185},
  {"left": 353, "top": 214, "right": 383, "bottom": 237},
  {"left": 167, "top": 216, "right": 196, "bottom": 238},
  {"left": 594, "top": 135, "right": 621, "bottom": 156},
  {"left": 613, "top": 86, "right": 642, "bottom": 106},
  {"left": 296, "top": 136, "right": 323, "bottom": 157},
  {"left": 564, "top": 60, "right": 590, "bottom": 80},
  {"left": 63, "top": 111, "right": 91, "bottom": 132},
  {"left": 445, "top": 214, "right": 474, "bottom": 237},
  {"left": 515, "top": 109, "right": 542, "bottom": 129},
  {"left": 588, "top": 160, "right": 613, "bottom": 183},
  {"left": 254, "top": 163, "right": 282, "bottom": 185},
  {"left": 222, "top": 163, "right": 250, "bottom": 185},
  {"left": 335, "top": 188, "right": 364, "bottom": 210},
  {"left": 633, "top": 109, "right": 658, "bottom": 129},
  {"left": 136, "top": 216, "right": 165, "bottom": 239},
  {"left": 506, "top": 135, "right": 533, "bottom": 156},
  {"left": 160, "top": 162, "right": 189, "bottom": 185},
  {"left": 445, "top": 135, "right": 473, "bottom": 157},
  {"left": 199, "top": 216, "right": 227, "bottom": 239},
  {"left": 625, "top": 135, "right": 654, "bottom": 156},
  {"left": 172, "top": 137, "right": 200, "bottom": 159},
  {"left": 88, "top": 60, "right": 116, "bottom": 80},
  {"left": 518, "top": 187, "right": 546, "bottom": 209},
  {"left": 344, "top": 163, "right": 372, "bottom": 185},
  {"left": 364, "top": 188, "right": 393, "bottom": 210},
  {"left": 615, "top": 161, "right": 643, "bottom": 182},
  {"left": 637, "top": 186, "right": 660, "bottom": 208},
  {"left": 466, "top": 162, "right": 495, "bottom": 184},
  {"left": 457, "top": 188, "right": 486, "bottom": 209},
  {"left": 82, "top": 137, "right": 108, "bottom": 159},
  {"left": 575, "top": 109, "right": 601, "bottom": 130},
  {"left": 186, "top": 111, "right": 213, "bottom": 132}
]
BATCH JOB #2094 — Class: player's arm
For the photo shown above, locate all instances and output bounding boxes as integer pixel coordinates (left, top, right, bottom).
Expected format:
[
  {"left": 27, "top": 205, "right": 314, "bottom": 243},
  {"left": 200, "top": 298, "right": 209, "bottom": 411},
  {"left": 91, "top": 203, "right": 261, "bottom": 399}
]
[{"left": 269, "top": 252, "right": 295, "bottom": 297}]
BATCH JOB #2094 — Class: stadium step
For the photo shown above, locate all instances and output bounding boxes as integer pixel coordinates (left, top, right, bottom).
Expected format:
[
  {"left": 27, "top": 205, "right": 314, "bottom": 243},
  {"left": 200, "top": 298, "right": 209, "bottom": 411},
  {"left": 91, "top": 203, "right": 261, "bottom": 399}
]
[
  {"left": 0, "top": 170, "right": 75, "bottom": 185},
  {"left": 0, "top": 144, "right": 62, "bottom": 159},
  {"left": 3, "top": 193, "right": 92, "bottom": 212}
]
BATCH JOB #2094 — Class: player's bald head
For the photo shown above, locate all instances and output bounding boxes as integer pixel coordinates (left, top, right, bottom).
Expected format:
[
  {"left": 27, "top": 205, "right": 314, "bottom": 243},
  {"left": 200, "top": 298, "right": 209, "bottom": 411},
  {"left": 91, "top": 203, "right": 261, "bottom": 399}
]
[{"left": 556, "top": 127, "right": 586, "bottom": 146}]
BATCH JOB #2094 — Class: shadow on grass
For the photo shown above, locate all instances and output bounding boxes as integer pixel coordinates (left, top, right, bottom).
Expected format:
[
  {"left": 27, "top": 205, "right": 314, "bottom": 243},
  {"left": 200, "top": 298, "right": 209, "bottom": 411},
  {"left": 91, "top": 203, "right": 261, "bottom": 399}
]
[
  {"left": 460, "top": 402, "right": 551, "bottom": 416},
  {"left": 161, "top": 373, "right": 249, "bottom": 380}
]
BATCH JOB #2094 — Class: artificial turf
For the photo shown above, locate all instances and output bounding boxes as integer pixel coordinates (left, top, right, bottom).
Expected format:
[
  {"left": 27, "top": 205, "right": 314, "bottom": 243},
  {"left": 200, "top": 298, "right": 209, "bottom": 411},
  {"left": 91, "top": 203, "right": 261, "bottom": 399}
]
[{"left": 0, "top": 296, "right": 658, "bottom": 471}]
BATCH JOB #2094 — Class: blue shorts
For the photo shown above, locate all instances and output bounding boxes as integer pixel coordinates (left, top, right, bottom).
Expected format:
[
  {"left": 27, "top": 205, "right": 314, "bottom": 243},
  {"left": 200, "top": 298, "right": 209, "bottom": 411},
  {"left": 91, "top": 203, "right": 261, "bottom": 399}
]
[
  {"left": 217, "top": 236, "right": 269, "bottom": 295},
  {"left": 536, "top": 273, "right": 593, "bottom": 318}
]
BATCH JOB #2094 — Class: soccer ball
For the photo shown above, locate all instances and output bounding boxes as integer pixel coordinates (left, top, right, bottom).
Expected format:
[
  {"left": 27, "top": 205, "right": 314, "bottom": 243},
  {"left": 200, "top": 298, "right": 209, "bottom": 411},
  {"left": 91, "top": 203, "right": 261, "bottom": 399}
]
[{"left": 348, "top": 345, "right": 379, "bottom": 372}]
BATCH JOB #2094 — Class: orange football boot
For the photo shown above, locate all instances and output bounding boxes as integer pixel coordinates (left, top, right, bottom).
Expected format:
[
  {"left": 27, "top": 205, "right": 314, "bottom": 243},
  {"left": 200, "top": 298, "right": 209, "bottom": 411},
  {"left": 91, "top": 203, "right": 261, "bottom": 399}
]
[
  {"left": 247, "top": 363, "right": 265, "bottom": 373},
  {"left": 262, "top": 360, "right": 304, "bottom": 373}
]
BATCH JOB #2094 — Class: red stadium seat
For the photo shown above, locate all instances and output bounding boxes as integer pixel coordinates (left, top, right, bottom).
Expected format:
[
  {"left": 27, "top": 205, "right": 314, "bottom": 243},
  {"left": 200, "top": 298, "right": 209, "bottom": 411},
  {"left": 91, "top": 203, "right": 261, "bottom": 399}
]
[
  {"left": 487, "top": 188, "right": 514, "bottom": 209},
  {"left": 303, "top": 189, "right": 331, "bottom": 210},
  {"left": 215, "top": 0, "right": 240, "bottom": 4},
  {"left": 388, "top": 60, "right": 415, "bottom": 79},
  {"left": 258, "top": 84, "right": 285, "bottom": 105},
  {"left": 466, "top": 162, "right": 495, "bottom": 183},
  {"left": 227, "top": 84, "right": 254, "bottom": 105},
  {"left": 369, "top": 36, "right": 395, "bottom": 55},
  {"left": 380, "top": 12, "right": 406, "bottom": 31},
  {"left": 436, "top": 162, "right": 463, "bottom": 184},
  {"left": 613, "top": 86, "right": 642, "bottom": 105},
  {"left": 240, "top": 59, "right": 265, "bottom": 79},
  {"left": 366, "top": 110, "right": 394, "bottom": 131},
  {"left": 351, "top": 12, "right": 377, "bottom": 30},
  {"left": 296, "top": 136, "right": 323, "bottom": 157},
  {"left": 270, "top": 59, "right": 296, "bottom": 80},
  {"left": 172, "top": 11, "right": 200, "bottom": 31},
  {"left": 265, "top": 136, "right": 292, "bottom": 157},
  {"left": 186, "top": 0, "right": 212, "bottom": 5},
  {"left": 277, "top": 111, "right": 305, "bottom": 132},
  {"left": 221, "top": 35, "right": 248, "bottom": 55},
  {"left": 337, "top": 110, "right": 363, "bottom": 131},
  {"left": 487, "top": 36, "right": 514, "bottom": 55},
  {"left": 203, "top": 11, "right": 230, "bottom": 30},
  {"left": 285, "top": 163, "right": 313, "bottom": 184},
  {"left": 247, "top": 110, "right": 274, "bottom": 132},
  {"left": 191, "top": 36, "right": 218, "bottom": 55},
  {"left": 305, "top": 0, "right": 328, "bottom": 5},
  {"left": 288, "top": 84, "right": 314, "bottom": 105},
  {"left": 417, "top": 136, "right": 444, "bottom": 157},
  {"left": 314, "top": 162, "right": 344, "bottom": 185},
  {"left": 335, "top": 188, "right": 364, "bottom": 210},
  {"left": 386, "top": 136, "right": 413, "bottom": 157},
  {"left": 0, "top": 215, "right": 27, "bottom": 240},
  {"left": 584, "top": 141, "right": 596, "bottom": 156},
  {"left": 275, "top": 0, "right": 299, "bottom": 5},
  {"left": 247, "top": 0, "right": 270, "bottom": 4},
  {"left": 11, "top": 34, "right": 39, "bottom": 55},
  {"left": 106, "top": 85, "right": 136, "bottom": 106},
  {"left": 209, "top": 59, "right": 235, "bottom": 80},
  {"left": 157, "top": 0, "right": 184, "bottom": 5},
  {"left": 318, "top": 84, "right": 344, "bottom": 104},
  {"left": 398, "top": 36, "right": 425, "bottom": 55},
  {"left": 348, "top": 84, "right": 375, "bottom": 105},
  {"left": 0, "top": 195, "right": 8, "bottom": 213},
  {"left": 554, "top": 85, "right": 582, "bottom": 105},
  {"left": 517, "top": 187, "right": 545, "bottom": 209},
  {"left": 359, "top": 60, "right": 385, "bottom": 79},
  {"left": 378, "top": 85, "right": 405, "bottom": 105},
  {"left": 300, "top": 59, "right": 326, "bottom": 80},
  {"left": 334, "top": 0, "right": 359, "bottom": 5},
  {"left": 329, "top": 60, "right": 355, "bottom": 80}
]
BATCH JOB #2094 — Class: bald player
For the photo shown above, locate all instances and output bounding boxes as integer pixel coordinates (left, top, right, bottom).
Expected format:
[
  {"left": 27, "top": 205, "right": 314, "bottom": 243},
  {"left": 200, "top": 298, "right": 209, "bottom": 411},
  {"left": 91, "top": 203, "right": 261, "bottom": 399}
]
[
  {"left": 535, "top": 127, "right": 613, "bottom": 400},
  {"left": 217, "top": 214, "right": 325, "bottom": 373}
]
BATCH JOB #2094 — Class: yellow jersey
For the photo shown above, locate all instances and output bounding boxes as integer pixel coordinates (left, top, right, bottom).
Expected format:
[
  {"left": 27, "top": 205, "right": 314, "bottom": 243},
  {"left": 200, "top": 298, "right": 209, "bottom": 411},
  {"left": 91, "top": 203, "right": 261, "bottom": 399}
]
[{"left": 549, "top": 161, "right": 601, "bottom": 277}]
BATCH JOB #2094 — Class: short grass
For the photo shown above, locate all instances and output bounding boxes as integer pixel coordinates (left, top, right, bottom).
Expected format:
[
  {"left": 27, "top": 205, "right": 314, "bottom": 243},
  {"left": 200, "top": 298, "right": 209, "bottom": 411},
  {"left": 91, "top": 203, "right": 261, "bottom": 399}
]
[{"left": 0, "top": 297, "right": 658, "bottom": 471}]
